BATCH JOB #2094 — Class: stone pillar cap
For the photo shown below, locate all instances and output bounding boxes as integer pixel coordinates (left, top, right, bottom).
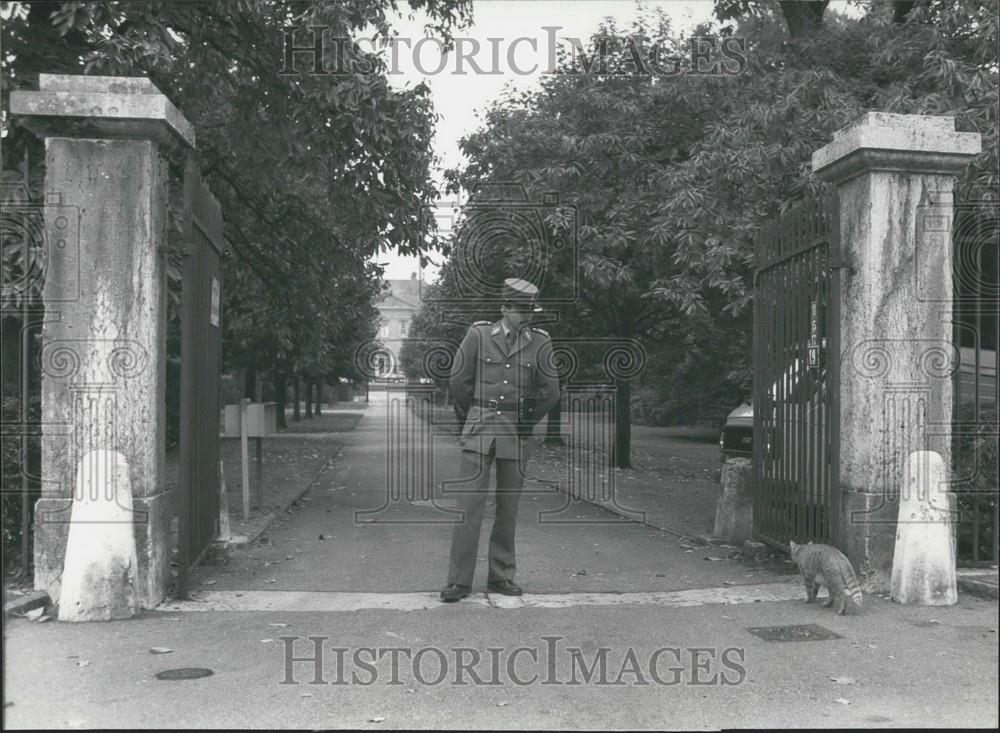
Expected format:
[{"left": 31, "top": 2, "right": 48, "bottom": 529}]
[
  {"left": 812, "top": 112, "right": 981, "bottom": 184},
  {"left": 10, "top": 74, "right": 195, "bottom": 150}
]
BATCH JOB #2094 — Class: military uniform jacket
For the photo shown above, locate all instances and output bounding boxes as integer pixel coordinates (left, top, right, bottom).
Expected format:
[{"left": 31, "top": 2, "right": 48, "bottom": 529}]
[{"left": 450, "top": 319, "right": 560, "bottom": 459}]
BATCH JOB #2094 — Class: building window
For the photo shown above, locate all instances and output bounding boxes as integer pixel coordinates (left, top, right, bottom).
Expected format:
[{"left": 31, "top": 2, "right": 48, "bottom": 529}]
[
  {"left": 399, "top": 320, "right": 408, "bottom": 337},
  {"left": 379, "top": 324, "right": 389, "bottom": 338}
]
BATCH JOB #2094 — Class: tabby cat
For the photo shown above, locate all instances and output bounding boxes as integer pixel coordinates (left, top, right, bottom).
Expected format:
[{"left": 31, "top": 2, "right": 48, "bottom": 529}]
[{"left": 789, "top": 540, "right": 863, "bottom": 615}]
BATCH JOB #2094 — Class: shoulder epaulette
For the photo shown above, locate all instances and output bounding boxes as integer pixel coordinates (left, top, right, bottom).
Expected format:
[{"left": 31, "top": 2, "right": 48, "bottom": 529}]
[
  {"left": 472, "top": 321, "right": 491, "bottom": 326},
  {"left": 532, "top": 327, "right": 549, "bottom": 336}
]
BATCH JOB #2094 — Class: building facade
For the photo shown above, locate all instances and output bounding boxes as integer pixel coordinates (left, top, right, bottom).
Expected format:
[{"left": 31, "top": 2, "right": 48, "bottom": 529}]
[{"left": 373, "top": 274, "right": 423, "bottom": 378}]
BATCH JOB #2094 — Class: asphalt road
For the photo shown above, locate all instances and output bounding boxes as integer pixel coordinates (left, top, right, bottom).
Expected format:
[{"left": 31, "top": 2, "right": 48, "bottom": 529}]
[{"left": 4, "top": 404, "right": 997, "bottom": 729}]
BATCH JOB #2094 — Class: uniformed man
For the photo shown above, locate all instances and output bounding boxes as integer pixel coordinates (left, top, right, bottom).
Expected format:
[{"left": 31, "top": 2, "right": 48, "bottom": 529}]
[{"left": 440, "top": 278, "right": 560, "bottom": 602}]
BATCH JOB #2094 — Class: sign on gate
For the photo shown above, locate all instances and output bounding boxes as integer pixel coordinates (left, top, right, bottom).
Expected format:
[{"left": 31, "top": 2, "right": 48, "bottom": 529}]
[{"left": 752, "top": 192, "right": 841, "bottom": 548}]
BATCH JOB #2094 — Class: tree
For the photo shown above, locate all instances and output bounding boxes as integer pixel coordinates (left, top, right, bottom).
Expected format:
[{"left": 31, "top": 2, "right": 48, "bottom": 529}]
[
  {"left": 2, "top": 0, "right": 471, "bottom": 423},
  {"left": 411, "top": 0, "right": 997, "bottom": 469}
]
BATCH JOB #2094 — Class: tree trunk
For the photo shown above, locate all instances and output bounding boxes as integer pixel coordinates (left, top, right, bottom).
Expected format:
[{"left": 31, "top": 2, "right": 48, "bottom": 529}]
[
  {"left": 314, "top": 382, "right": 322, "bottom": 415},
  {"left": 305, "top": 379, "right": 313, "bottom": 419},
  {"left": 611, "top": 378, "right": 632, "bottom": 469},
  {"left": 778, "top": 0, "right": 828, "bottom": 36},
  {"left": 243, "top": 365, "right": 256, "bottom": 400},
  {"left": 544, "top": 389, "right": 565, "bottom": 445},
  {"left": 293, "top": 376, "right": 301, "bottom": 421},
  {"left": 273, "top": 372, "right": 288, "bottom": 430}
]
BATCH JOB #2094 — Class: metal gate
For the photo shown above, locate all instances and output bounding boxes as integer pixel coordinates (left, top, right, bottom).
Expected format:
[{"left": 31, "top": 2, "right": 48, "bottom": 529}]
[
  {"left": 752, "top": 192, "right": 840, "bottom": 547},
  {"left": 176, "top": 159, "right": 224, "bottom": 596}
]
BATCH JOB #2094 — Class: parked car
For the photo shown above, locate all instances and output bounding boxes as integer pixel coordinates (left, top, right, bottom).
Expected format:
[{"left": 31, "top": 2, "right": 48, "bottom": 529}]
[{"left": 719, "top": 400, "right": 753, "bottom": 463}]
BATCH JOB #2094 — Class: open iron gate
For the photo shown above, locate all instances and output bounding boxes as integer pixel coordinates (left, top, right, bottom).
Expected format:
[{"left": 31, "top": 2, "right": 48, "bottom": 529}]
[
  {"left": 752, "top": 192, "right": 841, "bottom": 548},
  {"left": 176, "top": 159, "right": 223, "bottom": 597}
]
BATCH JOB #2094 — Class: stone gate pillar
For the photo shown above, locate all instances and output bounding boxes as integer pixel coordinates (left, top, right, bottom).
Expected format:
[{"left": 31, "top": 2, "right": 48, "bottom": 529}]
[
  {"left": 11, "top": 75, "right": 195, "bottom": 613},
  {"left": 812, "top": 112, "right": 981, "bottom": 590}
]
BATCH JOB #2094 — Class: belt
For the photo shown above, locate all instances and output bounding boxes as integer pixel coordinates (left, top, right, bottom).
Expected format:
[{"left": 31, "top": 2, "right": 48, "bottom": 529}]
[{"left": 473, "top": 398, "right": 518, "bottom": 412}]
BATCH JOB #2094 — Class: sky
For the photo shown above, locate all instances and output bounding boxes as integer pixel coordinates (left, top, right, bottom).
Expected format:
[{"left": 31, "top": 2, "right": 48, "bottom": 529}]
[{"left": 372, "top": 0, "right": 855, "bottom": 283}]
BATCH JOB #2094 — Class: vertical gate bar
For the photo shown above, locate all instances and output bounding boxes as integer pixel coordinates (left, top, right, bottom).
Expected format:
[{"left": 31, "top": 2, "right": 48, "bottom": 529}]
[
  {"left": 177, "top": 204, "right": 196, "bottom": 600},
  {"left": 993, "top": 499, "right": 999, "bottom": 566},
  {"left": 779, "top": 247, "right": 787, "bottom": 541},
  {"left": 19, "top": 299, "right": 30, "bottom": 578},
  {"left": 784, "top": 246, "right": 792, "bottom": 540},
  {"left": 194, "top": 236, "right": 206, "bottom": 556},
  {"left": 972, "top": 500, "right": 980, "bottom": 563},
  {"left": 816, "top": 245, "right": 824, "bottom": 539},
  {"left": 828, "top": 189, "right": 842, "bottom": 549},
  {"left": 820, "top": 244, "right": 829, "bottom": 540},
  {"left": 797, "top": 242, "right": 807, "bottom": 540},
  {"left": 800, "top": 246, "right": 810, "bottom": 541},
  {"left": 811, "top": 245, "right": 819, "bottom": 540},
  {"left": 767, "top": 266, "right": 775, "bottom": 537},
  {"left": 756, "top": 231, "right": 767, "bottom": 538},
  {"left": 811, "top": 244, "right": 819, "bottom": 539},
  {"left": 783, "top": 230, "right": 792, "bottom": 540},
  {"left": 799, "top": 238, "right": 808, "bottom": 540}
]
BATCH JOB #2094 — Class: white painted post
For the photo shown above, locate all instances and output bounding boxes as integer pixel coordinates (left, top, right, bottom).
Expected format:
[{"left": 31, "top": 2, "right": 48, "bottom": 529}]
[
  {"left": 58, "top": 450, "right": 139, "bottom": 621},
  {"left": 218, "top": 459, "right": 231, "bottom": 542},
  {"left": 891, "top": 450, "right": 958, "bottom": 605},
  {"left": 240, "top": 397, "right": 250, "bottom": 519}
]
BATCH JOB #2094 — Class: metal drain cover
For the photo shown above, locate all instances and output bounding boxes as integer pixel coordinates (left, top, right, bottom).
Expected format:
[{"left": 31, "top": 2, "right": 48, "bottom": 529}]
[
  {"left": 745, "top": 624, "right": 843, "bottom": 642},
  {"left": 155, "top": 667, "right": 214, "bottom": 680}
]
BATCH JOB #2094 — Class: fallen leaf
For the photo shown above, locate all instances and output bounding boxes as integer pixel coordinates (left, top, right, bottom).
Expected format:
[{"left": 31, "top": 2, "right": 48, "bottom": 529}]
[
  {"left": 260, "top": 638, "right": 275, "bottom": 644},
  {"left": 269, "top": 623, "right": 290, "bottom": 628},
  {"left": 201, "top": 580, "right": 217, "bottom": 586},
  {"left": 265, "top": 578, "right": 276, "bottom": 584},
  {"left": 834, "top": 698, "right": 851, "bottom": 705},
  {"left": 77, "top": 660, "right": 90, "bottom": 667},
  {"left": 300, "top": 693, "right": 313, "bottom": 698},
  {"left": 368, "top": 716, "right": 386, "bottom": 723},
  {"left": 150, "top": 647, "right": 173, "bottom": 654},
  {"left": 830, "top": 677, "right": 856, "bottom": 685},
  {"left": 319, "top": 535, "right": 326, "bottom": 541},
  {"left": 497, "top": 701, "right": 509, "bottom": 707},
  {"left": 704, "top": 556, "right": 724, "bottom": 562}
]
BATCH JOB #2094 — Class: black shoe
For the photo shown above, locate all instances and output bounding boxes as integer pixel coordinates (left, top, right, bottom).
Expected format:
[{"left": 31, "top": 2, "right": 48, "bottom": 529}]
[
  {"left": 487, "top": 580, "right": 523, "bottom": 596},
  {"left": 440, "top": 583, "right": 471, "bottom": 602}
]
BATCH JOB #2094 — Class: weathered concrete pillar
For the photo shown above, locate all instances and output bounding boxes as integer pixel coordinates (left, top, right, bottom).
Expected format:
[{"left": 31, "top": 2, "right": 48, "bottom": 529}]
[
  {"left": 11, "top": 74, "right": 195, "bottom": 611},
  {"left": 812, "top": 112, "right": 980, "bottom": 591},
  {"left": 713, "top": 457, "right": 753, "bottom": 543}
]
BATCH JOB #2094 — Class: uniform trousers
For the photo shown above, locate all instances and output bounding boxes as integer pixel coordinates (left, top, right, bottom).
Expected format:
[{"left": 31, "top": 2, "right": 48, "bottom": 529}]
[{"left": 446, "top": 444, "right": 527, "bottom": 586}]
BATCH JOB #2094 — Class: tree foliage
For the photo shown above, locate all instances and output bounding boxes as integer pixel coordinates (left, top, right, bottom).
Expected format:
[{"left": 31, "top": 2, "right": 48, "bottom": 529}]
[
  {"left": 2, "top": 0, "right": 471, "bottom": 391},
  {"left": 406, "top": 0, "right": 997, "bottom": 466}
]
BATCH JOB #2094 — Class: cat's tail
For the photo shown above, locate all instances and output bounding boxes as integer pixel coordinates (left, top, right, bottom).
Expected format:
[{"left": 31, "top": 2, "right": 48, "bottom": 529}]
[{"left": 845, "top": 578, "right": 863, "bottom": 607}]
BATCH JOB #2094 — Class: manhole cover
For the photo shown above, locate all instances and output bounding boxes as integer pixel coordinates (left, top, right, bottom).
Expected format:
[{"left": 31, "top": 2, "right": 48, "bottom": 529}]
[
  {"left": 155, "top": 667, "right": 214, "bottom": 680},
  {"left": 745, "top": 624, "right": 843, "bottom": 642}
]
